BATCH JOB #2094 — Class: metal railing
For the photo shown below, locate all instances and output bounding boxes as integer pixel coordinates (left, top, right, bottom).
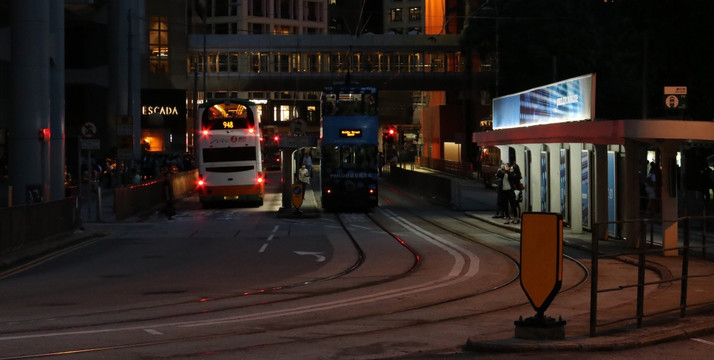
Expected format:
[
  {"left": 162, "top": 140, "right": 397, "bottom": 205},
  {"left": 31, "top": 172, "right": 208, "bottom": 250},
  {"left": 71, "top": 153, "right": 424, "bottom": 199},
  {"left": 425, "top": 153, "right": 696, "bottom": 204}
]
[{"left": 589, "top": 216, "right": 714, "bottom": 336}]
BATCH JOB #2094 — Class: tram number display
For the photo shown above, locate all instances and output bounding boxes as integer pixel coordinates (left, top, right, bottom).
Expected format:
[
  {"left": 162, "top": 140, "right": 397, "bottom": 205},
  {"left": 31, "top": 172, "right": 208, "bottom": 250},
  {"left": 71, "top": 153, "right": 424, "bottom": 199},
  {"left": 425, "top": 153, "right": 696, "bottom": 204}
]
[
  {"left": 202, "top": 119, "right": 239, "bottom": 130},
  {"left": 339, "top": 129, "right": 362, "bottom": 138}
]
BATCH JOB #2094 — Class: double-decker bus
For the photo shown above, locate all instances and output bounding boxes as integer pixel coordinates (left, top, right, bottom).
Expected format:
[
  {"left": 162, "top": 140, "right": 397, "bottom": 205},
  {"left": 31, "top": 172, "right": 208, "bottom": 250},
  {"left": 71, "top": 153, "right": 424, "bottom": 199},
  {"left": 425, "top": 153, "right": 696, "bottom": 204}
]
[
  {"left": 195, "top": 99, "right": 264, "bottom": 207},
  {"left": 320, "top": 84, "right": 379, "bottom": 210}
]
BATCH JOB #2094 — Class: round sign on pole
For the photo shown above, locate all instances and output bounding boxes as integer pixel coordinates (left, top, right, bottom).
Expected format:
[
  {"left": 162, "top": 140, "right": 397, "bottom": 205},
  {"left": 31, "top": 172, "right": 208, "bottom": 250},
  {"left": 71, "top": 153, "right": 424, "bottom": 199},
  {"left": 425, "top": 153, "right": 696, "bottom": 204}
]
[
  {"left": 291, "top": 183, "right": 304, "bottom": 210},
  {"left": 81, "top": 122, "right": 97, "bottom": 139}
]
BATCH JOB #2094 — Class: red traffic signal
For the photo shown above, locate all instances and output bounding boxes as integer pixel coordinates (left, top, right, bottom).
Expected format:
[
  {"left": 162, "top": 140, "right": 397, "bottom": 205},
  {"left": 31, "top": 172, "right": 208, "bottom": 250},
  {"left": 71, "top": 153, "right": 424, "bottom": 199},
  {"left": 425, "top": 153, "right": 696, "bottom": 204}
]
[{"left": 383, "top": 127, "right": 396, "bottom": 144}]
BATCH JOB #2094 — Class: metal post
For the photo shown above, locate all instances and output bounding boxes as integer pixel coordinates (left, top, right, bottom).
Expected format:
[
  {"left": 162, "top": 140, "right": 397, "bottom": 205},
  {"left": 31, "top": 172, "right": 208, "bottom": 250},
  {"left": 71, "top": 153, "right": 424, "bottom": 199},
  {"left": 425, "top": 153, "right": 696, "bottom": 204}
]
[
  {"left": 590, "top": 223, "right": 599, "bottom": 337},
  {"left": 681, "top": 217, "right": 690, "bottom": 318},
  {"left": 637, "top": 219, "right": 646, "bottom": 329},
  {"left": 702, "top": 208, "right": 707, "bottom": 259},
  {"left": 97, "top": 187, "right": 103, "bottom": 222}
]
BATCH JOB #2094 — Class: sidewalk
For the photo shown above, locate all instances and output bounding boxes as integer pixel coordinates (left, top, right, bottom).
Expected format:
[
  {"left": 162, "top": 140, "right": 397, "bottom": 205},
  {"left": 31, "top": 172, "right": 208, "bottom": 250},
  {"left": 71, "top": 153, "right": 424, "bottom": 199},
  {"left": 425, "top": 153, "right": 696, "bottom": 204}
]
[{"left": 400, "top": 166, "right": 714, "bottom": 352}]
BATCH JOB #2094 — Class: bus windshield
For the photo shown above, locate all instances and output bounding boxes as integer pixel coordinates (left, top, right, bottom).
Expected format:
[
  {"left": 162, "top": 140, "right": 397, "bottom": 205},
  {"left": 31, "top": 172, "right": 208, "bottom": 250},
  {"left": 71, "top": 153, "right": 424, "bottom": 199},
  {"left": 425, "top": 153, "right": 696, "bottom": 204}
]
[{"left": 202, "top": 102, "right": 254, "bottom": 130}]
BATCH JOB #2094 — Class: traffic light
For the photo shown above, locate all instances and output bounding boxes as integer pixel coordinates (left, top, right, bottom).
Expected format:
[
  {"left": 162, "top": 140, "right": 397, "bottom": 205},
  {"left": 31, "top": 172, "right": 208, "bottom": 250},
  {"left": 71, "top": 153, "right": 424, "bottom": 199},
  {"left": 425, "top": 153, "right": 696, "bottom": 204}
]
[{"left": 383, "top": 127, "right": 395, "bottom": 143}]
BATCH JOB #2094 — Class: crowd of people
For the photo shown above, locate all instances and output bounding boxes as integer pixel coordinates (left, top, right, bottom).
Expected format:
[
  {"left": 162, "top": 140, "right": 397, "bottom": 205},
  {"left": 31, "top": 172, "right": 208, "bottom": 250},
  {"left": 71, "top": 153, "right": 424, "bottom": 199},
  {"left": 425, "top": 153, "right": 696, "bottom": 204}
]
[{"left": 77, "top": 153, "right": 196, "bottom": 189}]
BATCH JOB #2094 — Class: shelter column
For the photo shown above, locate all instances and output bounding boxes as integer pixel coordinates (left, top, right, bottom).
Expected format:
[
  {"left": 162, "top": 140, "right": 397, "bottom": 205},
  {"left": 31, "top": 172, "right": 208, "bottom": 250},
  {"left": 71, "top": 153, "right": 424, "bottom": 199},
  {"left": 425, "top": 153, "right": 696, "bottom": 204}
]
[
  {"left": 623, "top": 139, "right": 644, "bottom": 248},
  {"left": 593, "top": 144, "right": 608, "bottom": 240},
  {"left": 659, "top": 141, "right": 679, "bottom": 256},
  {"left": 568, "top": 143, "right": 584, "bottom": 233},
  {"left": 525, "top": 144, "right": 543, "bottom": 212},
  {"left": 546, "top": 143, "right": 560, "bottom": 213}
]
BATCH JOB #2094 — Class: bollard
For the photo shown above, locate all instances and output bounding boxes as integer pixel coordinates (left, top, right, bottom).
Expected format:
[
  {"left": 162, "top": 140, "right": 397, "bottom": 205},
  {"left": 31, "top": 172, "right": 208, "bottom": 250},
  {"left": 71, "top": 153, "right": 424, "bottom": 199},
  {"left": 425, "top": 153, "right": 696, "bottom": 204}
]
[{"left": 97, "top": 187, "right": 103, "bottom": 222}]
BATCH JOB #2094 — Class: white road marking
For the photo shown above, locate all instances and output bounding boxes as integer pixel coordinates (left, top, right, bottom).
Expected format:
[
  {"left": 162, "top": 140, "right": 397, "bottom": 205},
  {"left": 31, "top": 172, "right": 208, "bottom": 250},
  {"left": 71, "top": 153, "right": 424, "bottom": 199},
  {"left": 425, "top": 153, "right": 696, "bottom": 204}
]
[
  {"left": 144, "top": 329, "right": 163, "bottom": 335},
  {"left": 258, "top": 243, "right": 269, "bottom": 253},
  {"left": 294, "top": 251, "right": 326, "bottom": 262},
  {"left": 692, "top": 338, "right": 714, "bottom": 346}
]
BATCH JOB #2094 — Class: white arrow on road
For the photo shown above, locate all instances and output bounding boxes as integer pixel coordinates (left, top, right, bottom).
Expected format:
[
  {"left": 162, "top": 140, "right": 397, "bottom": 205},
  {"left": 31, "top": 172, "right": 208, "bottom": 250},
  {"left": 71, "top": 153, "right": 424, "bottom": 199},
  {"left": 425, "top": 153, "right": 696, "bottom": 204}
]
[{"left": 294, "top": 251, "right": 326, "bottom": 262}]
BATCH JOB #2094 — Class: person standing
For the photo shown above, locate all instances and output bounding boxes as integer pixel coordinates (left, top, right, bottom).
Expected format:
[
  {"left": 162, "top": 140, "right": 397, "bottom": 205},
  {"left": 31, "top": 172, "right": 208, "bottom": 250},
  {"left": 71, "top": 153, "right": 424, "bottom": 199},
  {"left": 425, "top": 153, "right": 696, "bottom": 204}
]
[
  {"left": 494, "top": 164, "right": 509, "bottom": 220},
  {"left": 302, "top": 151, "right": 313, "bottom": 178},
  {"left": 507, "top": 163, "right": 521, "bottom": 224},
  {"left": 298, "top": 164, "right": 311, "bottom": 189}
]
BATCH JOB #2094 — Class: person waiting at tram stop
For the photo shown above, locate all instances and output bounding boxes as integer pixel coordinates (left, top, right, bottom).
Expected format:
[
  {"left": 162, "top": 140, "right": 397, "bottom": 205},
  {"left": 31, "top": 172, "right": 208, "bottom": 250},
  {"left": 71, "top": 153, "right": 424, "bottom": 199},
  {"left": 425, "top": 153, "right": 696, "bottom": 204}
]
[
  {"left": 494, "top": 163, "right": 521, "bottom": 224},
  {"left": 298, "top": 164, "right": 311, "bottom": 190},
  {"left": 302, "top": 151, "right": 313, "bottom": 178}
]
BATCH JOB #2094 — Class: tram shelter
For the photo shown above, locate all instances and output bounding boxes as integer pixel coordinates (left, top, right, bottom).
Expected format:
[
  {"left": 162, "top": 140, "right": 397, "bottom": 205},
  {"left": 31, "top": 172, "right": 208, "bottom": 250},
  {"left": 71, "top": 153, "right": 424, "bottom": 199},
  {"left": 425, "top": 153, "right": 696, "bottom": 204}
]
[{"left": 473, "top": 74, "right": 714, "bottom": 254}]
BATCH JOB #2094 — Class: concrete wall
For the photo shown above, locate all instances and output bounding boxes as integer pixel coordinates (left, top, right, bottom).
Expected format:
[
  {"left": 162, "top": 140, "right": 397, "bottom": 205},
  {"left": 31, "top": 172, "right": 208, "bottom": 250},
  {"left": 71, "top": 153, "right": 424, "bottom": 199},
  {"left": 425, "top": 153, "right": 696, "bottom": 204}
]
[
  {"left": 0, "top": 197, "right": 80, "bottom": 256},
  {"left": 114, "top": 169, "right": 197, "bottom": 220}
]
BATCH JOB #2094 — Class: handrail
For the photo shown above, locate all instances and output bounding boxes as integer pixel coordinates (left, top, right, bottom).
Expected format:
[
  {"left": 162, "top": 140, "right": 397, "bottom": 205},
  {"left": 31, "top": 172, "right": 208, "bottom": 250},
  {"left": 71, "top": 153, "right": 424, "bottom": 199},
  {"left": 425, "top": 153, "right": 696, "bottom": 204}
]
[{"left": 589, "top": 215, "right": 714, "bottom": 336}]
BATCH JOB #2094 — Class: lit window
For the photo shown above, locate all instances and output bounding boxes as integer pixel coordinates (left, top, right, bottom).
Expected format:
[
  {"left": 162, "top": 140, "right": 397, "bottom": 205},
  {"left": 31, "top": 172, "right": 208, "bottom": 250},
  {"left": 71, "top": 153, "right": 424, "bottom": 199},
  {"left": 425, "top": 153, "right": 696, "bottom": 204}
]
[
  {"left": 149, "top": 16, "right": 169, "bottom": 73},
  {"left": 409, "top": 7, "right": 421, "bottom": 21},
  {"left": 390, "top": 8, "right": 403, "bottom": 22}
]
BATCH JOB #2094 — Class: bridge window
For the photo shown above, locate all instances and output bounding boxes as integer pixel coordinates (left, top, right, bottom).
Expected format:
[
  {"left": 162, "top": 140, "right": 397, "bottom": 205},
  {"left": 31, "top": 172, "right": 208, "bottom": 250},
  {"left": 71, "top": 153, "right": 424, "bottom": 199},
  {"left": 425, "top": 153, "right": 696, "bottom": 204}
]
[
  {"left": 250, "top": 23, "right": 265, "bottom": 34},
  {"left": 188, "top": 49, "right": 461, "bottom": 75},
  {"left": 250, "top": 0, "right": 265, "bottom": 16},
  {"left": 274, "top": 25, "right": 294, "bottom": 34},
  {"left": 305, "top": 1, "right": 322, "bottom": 22}
]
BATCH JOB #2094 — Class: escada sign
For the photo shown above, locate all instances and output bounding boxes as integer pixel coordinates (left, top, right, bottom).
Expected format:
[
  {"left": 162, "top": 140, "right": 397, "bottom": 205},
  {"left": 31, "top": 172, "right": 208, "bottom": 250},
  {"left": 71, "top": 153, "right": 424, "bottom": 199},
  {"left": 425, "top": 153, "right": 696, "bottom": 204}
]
[{"left": 142, "top": 105, "right": 179, "bottom": 116}]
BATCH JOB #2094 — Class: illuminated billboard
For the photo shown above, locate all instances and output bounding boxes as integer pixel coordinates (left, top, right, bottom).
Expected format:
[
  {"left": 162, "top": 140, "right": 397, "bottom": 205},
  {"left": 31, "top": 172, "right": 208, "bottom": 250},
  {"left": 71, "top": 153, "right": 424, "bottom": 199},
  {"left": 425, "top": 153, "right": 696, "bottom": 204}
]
[{"left": 492, "top": 74, "right": 596, "bottom": 130}]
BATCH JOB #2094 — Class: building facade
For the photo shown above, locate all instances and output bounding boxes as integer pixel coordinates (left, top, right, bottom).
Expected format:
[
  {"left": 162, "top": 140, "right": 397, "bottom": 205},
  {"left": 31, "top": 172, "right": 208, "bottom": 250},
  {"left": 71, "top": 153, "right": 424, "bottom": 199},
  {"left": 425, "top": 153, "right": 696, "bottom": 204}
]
[{"left": 0, "top": 0, "right": 485, "bottom": 206}]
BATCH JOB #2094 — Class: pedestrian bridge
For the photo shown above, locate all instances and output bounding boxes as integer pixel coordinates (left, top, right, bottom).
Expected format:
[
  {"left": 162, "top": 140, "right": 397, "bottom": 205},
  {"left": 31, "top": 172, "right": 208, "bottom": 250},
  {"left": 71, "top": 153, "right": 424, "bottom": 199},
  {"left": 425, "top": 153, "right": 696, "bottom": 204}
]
[{"left": 187, "top": 34, "right": 494, "bottom": 91}]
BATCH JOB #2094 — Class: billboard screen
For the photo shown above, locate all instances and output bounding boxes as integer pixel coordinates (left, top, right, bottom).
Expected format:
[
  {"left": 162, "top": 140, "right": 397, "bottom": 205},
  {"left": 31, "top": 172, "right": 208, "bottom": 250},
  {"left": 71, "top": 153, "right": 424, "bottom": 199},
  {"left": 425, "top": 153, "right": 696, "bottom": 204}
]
[{"left": 493, "top": 74, "right": 595, "bottom": 130}]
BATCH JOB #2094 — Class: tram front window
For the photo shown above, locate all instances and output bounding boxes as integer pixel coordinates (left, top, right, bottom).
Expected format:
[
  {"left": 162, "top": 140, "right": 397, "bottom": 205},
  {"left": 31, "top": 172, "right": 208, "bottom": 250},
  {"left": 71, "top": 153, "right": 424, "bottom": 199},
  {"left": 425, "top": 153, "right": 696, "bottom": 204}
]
[{"left": 324, "top": 145, "right": 378, "bottom": 170}]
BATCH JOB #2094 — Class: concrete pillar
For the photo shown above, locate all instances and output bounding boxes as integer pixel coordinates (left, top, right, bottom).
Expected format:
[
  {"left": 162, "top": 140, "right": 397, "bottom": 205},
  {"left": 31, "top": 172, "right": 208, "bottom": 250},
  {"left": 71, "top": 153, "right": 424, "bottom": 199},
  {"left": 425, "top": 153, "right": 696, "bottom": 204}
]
[
  {"left": 623, "top": 140, "right": 644, "bottom": 248},
  {"left": 568, "top": 143, "right": 584, "bottom": 233},
  {"left": 10, "top": 0, "right": 50, "bottom": 205},
  {"left": 659, "top": 142, "right": 679, "bottom": 256},
  {"left": 546, "top": 143, "right": 560, "bottom": 214},
  {"left": 49, "top": 0, "right": 65, "bottom": 201},
  {"left": 108, "top": 0, "right": 143, "bottom": 162},
  {"left": 512, "top": 144, "right": 526, "bottom": 212},
  {"left": 525, "top": 144, "right": 542, "bottom": 212},
  {"left": 594, "top": 144, "right": 609, "bottom": 240}
]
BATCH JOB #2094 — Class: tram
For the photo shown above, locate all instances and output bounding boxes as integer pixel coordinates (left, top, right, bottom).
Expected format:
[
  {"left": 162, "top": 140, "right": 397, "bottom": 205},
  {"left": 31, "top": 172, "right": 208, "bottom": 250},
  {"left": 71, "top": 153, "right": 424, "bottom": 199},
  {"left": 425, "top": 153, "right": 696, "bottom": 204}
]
[
  {"left": 320, "top": 84, "right": 379, "bottom": 210},
  {"left": 195, "top": 98, "right": 264, "bottom": 207}
]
